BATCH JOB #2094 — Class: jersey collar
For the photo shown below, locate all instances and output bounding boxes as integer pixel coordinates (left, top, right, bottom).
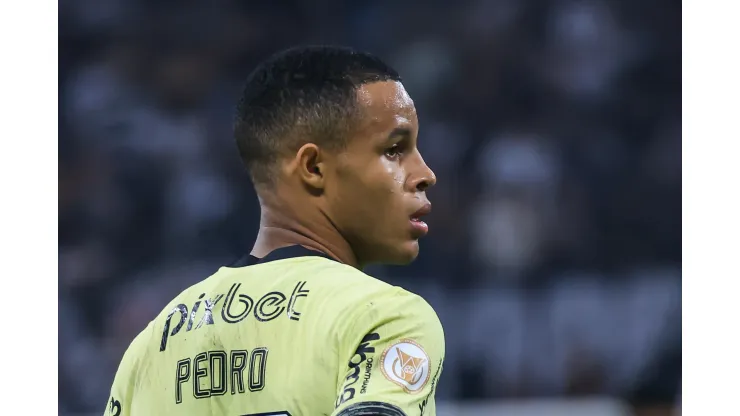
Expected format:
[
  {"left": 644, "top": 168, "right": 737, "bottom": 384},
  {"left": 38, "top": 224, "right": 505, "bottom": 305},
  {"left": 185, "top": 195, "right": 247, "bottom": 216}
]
[{"left": 230, "top": 245, "right": 335, "bottom": 267}]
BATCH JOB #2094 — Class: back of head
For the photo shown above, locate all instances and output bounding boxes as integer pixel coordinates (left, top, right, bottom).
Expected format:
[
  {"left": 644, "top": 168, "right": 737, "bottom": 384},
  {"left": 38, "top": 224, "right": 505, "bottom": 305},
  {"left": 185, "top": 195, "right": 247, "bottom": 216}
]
[{"left": 234, "top": 45, "right": 401, "bottom": 187}]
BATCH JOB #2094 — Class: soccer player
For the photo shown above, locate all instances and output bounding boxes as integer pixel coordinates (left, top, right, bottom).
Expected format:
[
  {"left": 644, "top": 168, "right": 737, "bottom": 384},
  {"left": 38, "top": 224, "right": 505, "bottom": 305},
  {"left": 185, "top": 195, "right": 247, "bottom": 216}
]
[{"left": 104, "top": 46, "right": 444, "bottom": 416}]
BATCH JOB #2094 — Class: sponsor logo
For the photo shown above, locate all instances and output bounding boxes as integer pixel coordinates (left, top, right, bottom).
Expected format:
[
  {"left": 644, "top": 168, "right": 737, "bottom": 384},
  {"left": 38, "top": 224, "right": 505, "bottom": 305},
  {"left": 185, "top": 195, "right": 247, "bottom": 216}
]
[
  {"left": 336, "top": 332, "right": 380, "bottom": 408},
  {"left": 109, "top": 397, "right": 121, "bottom": 416},
  {"left": 360, "top": 357, "right": 373, "bottom": 394},
  {"left": 380, "top": 339, "right": 431, "bottom": 394},
  {"left": 159, "top": 281, "right": 309, "bottom": 352},
  {"left": 419, "top": 358, "right": 443, "bottom": 415}
]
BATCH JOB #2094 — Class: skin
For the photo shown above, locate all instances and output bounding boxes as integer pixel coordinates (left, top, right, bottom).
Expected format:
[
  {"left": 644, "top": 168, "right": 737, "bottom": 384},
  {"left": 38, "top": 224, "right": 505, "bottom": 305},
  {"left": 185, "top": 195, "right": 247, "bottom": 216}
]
[{"left": 251, "top": 80, "right": 437, "bottom": 269}]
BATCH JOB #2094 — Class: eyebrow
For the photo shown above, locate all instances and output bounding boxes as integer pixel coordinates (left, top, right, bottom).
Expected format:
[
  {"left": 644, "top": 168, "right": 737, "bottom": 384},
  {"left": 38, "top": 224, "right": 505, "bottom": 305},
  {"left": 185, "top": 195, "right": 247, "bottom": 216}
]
[{"left": 386, "top": 127, "right": 412, "bottom": 142}]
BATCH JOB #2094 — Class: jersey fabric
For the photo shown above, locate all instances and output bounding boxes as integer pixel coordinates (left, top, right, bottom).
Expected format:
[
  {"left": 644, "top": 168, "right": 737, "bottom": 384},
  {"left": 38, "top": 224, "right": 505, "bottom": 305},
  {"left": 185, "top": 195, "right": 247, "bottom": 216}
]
[{"left": 104, "top": 246, "right": 445, "bottom": 416}]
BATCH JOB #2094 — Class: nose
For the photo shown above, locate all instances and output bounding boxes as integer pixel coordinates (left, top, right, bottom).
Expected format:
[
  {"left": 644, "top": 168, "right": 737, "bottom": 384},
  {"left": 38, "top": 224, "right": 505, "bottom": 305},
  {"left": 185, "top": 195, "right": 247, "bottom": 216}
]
[{"left": 409, "top": 154, "right": 437, "bottom": 192}]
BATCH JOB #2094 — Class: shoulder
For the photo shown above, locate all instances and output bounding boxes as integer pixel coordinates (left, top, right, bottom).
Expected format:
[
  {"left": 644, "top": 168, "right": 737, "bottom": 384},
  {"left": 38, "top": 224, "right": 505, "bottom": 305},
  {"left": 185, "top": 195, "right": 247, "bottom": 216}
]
[
  {"left": 357, "top": 287, "right": 444, "bottom": 342},
  {"left": 320, "top": 263, "right": 437, "bottom": 317},
  {"left": 113, "top": 320, "right": 156, "bottom": 384},
  {"left": 319, "top": 261, "right": 441, "bottom": 323},
  {"left": 302, "top": 260, "right": 443, "bottom": 337},
  {"left": 332, "top": 276, "right": 445, "bottom": 410},
  {"left": 329, "top": 267, "right": 444, "bottom": 348}
]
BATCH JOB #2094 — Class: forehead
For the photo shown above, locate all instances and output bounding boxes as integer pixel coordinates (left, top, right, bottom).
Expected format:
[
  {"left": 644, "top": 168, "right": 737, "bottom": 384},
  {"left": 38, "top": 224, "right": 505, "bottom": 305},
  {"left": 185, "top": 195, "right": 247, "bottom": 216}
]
[{"left": 353, "top": 81, "right": 417, "bottom": 138}]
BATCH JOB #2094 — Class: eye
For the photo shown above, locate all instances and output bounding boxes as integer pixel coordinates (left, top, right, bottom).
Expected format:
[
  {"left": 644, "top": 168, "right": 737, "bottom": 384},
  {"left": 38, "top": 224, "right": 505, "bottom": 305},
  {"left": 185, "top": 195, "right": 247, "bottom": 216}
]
[{"left": 384, "top": 144, "right": 402, "bottom": 159}]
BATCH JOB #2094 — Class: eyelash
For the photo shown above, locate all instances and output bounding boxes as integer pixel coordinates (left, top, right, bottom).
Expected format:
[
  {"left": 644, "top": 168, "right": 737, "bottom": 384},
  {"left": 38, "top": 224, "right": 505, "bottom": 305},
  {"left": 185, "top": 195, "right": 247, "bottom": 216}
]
[{"left": 385, "top": 144, "right": 402, "bottom": 159}]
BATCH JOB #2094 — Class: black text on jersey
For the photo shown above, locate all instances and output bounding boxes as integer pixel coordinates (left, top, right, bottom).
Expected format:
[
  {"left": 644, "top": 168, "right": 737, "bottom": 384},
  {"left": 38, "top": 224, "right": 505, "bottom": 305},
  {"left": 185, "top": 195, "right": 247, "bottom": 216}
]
[
  {"left": 335, "top": 332, "right": 380, "bottom": 408},
  {"left": 175, "top": 348, "right": 269, "bottom": 404},
  {"left": 160, "top": 281, "right": 310, "bottom": 352}
]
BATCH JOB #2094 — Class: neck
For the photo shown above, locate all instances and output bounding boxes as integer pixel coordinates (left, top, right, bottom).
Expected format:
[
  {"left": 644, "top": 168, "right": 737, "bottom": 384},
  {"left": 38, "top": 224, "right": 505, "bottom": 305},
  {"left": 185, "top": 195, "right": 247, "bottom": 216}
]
[{"left": 251, "top": 206, "right": 360, "bottom": 269}]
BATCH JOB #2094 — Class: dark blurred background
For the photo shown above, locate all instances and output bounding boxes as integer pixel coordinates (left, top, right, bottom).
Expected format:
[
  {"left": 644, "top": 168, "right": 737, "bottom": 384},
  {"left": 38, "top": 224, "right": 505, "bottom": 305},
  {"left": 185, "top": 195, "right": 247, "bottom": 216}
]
[{"left": 58, "top": 0, "right": 681, "bottom": 415}]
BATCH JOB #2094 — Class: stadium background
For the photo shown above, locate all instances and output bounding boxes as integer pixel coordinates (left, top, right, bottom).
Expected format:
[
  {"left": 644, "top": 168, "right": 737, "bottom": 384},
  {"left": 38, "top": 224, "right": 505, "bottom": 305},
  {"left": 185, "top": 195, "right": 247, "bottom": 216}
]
[{"left": 58, "top": 0, "right": 681, "bottom": 415}]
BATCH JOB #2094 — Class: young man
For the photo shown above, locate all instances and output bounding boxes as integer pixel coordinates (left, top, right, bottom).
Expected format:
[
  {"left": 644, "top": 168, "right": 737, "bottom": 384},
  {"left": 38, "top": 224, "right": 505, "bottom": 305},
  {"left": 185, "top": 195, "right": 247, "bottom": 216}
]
[{"left": 105, "top": 46, "right": 444, "bottom": 416}]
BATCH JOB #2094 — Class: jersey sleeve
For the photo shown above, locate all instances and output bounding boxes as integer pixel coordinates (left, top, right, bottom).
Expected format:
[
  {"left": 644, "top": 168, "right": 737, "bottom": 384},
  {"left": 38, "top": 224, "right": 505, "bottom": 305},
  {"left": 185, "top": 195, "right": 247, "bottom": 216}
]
[
  {"left": 102, "top": 324, "right": 150, "bottom": 416},
  {"left": 331, "top": 290, "right": 445, "bottom": 416}
]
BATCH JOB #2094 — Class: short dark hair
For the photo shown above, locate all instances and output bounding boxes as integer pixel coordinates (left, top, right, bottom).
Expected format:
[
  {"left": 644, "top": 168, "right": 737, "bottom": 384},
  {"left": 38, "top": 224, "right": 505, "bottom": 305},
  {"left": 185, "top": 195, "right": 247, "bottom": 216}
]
[{"left": 234, "top": 45, "right": 402, "bottom": 186}]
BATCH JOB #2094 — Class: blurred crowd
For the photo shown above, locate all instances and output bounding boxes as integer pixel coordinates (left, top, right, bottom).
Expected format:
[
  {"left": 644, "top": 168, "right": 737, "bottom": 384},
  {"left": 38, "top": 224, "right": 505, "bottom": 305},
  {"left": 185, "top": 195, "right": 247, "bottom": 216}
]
[{"left": 58, "top": 0, "right": 681, "bottom": 414}]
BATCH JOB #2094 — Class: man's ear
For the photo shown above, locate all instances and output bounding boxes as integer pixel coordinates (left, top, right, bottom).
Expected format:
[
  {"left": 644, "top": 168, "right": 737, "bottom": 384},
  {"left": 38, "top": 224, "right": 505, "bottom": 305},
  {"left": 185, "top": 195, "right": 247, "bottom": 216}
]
[{"left": 293, "top": 143, "right": 326, "bottom": 190}]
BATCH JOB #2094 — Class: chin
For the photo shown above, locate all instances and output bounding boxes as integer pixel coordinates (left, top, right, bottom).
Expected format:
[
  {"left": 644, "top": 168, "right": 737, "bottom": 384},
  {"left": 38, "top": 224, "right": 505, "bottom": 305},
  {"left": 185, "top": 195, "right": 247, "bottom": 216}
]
[
  {"left": 390, "top": 240, "right": 421, "bottom": 265},
  {"left": 362, "top": 239, "right": 421, "bottom": 266}
]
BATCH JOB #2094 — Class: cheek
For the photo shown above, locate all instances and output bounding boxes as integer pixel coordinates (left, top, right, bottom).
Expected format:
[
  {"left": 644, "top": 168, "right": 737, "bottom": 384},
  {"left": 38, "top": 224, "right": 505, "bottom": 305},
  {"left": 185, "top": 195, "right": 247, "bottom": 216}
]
[
  {"left": 346, "top": 169, "right": 401, "bottom": 219},
  {"left": 333, "top": 157, "right": 406, "bottom": 213},
  {"left": 379, "top": 158, "right": 405, "bottom": 192},
  {"left": 373, "top": 163, "right": 407, "bottom": 204},
  {"left": 392, "top": 167, "right": 405, "bottom": 189}
]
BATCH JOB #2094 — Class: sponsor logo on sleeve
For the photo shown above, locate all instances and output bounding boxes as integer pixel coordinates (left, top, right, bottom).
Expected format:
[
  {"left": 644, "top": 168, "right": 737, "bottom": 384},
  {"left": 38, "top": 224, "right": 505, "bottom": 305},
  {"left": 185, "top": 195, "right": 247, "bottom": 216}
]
[
  {"left": 380, "top": 339, "right": 431, "bottom": 394},
  {"left": 419, "top": 358, "right": 443, "bottom": 416},
  {"left": 109, "top": 397, "right": 122, "bottom": 416},
  {"left": 336, "top": 332, "right": 380, "bottom": 408}
]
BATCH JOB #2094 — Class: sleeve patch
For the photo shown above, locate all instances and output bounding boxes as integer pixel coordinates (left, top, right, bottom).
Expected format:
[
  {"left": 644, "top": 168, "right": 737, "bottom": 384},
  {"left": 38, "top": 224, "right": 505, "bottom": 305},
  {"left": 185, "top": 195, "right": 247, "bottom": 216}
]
[{"left": 379, "top": 339, "right": 431, "bottom": 394}]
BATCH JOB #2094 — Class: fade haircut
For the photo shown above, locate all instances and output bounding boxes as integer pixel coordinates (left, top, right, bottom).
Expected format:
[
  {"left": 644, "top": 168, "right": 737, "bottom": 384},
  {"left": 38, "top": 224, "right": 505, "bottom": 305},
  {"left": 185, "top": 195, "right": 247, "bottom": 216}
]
[{"left": 234, "top": 45, "right": 402, "bottom": 187}]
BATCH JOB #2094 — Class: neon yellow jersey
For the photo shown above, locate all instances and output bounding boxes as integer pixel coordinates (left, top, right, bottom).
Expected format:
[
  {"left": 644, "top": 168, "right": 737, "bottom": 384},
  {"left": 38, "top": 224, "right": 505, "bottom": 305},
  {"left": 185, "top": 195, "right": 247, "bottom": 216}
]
[{"left": 105, "top": 246, "right": 445, "bottom": 416}]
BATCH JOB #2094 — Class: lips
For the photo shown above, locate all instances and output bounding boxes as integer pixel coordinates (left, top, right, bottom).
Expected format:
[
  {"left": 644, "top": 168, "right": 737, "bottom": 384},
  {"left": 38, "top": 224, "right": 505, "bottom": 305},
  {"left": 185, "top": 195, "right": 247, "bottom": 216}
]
[
  {"left": 409, "top": 204, "right": 432, "bottom": 236},
  {"left": 410, "top": 203, "right": 432, "bottom": 220}
]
